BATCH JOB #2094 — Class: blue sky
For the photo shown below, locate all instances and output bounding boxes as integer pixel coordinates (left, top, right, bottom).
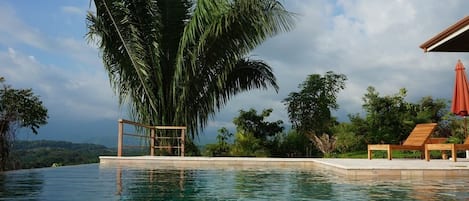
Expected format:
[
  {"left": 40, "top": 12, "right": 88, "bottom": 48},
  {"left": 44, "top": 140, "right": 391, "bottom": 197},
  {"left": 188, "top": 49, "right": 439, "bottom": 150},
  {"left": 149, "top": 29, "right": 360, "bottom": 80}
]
[{"left": 2, "top": 1, "right": 469, "bottom": 147}]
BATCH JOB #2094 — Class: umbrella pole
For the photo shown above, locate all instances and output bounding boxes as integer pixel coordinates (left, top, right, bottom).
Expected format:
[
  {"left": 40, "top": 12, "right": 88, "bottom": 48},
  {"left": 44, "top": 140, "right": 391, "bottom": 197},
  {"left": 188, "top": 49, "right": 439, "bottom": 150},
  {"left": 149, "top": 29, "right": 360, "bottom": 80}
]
[
  {"left": 465, "top": 116, "right": 467, "bottom": 136},
  {"left": 459, "top": 117, "right": 469, "bottom": 159}
]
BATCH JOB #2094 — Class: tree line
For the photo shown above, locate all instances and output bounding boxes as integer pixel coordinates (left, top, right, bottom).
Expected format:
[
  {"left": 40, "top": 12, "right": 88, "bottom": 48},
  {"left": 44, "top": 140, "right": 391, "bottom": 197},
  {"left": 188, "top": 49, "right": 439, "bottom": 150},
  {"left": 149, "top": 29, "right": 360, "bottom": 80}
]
[
  {"left": 1, "top": 69, "right": 462, "bottom": 164},
  {"left": 203, "top": 71, "right": 461, "bottom": 158},
  {"left": 5, "top": 140, "right": 116, "bottom": 171}
]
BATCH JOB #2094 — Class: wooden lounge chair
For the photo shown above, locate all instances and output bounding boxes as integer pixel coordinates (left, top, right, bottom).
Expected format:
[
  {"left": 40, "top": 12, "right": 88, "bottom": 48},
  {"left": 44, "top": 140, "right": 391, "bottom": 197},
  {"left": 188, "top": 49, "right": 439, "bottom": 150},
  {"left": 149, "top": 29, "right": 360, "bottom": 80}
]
[
  {"left": 368, "top": 123, "right": 439, "bottom": 160},
  {"left": 425, "top": 135, "right": 469, "bottom": 162}
]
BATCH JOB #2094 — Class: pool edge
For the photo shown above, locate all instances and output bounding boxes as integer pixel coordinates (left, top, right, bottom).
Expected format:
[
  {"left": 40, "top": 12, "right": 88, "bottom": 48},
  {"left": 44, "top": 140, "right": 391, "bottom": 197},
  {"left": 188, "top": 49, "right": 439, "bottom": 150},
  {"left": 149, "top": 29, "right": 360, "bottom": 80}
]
[{"left": 99, "top": 156, "right": 469, "bottom": 178}]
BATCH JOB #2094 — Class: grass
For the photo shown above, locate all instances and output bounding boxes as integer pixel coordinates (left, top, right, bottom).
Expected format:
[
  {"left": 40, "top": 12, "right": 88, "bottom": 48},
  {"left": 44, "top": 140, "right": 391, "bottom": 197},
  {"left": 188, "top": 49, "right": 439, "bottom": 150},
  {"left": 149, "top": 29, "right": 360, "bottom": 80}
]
[
  {"left": 336, "top": 151, "right": 368, "bottom": 158},
  {"left": 335, "top": 150, "right": 450, "bottom": 159}
]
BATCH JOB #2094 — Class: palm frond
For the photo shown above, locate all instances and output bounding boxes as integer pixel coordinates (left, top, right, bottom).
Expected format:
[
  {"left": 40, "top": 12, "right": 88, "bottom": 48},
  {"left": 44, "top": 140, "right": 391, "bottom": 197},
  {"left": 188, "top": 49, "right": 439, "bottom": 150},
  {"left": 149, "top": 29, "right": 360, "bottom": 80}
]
[{"left": 87, "top": 0, "right": 295, "bottom": 138}]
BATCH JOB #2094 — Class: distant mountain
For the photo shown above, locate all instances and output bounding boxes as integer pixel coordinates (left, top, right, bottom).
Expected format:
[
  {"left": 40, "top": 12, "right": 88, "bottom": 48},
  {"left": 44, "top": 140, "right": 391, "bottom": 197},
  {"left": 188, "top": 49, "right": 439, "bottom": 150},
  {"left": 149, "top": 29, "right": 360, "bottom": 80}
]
[{"left": 5, "top": 140, "right": 116, "bottom": 171}]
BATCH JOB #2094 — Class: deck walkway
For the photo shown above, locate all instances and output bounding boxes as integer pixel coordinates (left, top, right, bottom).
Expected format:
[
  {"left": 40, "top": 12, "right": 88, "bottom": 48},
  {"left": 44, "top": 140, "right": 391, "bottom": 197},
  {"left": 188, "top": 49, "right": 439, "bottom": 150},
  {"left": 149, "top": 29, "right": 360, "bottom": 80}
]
[{"left": 99, "top": 156, "right": 469, "bottom": 178}]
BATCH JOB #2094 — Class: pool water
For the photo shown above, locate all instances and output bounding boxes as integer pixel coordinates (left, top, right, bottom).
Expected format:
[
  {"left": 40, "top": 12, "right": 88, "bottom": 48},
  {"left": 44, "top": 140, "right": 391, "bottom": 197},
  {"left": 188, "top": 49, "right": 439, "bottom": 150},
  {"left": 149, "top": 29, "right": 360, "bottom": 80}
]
[{"left": 1, "top": 163, "right": 469, "bottom": 200}]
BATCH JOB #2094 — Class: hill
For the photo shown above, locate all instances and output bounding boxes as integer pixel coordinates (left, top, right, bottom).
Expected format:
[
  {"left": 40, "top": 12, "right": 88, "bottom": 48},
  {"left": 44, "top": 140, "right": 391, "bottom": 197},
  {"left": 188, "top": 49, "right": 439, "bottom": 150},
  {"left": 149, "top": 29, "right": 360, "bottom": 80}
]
[{"left": 6, "top": 140, "right": 116, "bottom": 171}]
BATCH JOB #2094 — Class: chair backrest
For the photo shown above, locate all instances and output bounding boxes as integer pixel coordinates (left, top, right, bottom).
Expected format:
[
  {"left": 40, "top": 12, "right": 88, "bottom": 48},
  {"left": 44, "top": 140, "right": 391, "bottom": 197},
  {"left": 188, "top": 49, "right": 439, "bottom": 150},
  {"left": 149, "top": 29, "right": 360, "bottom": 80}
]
[
  {"left": 402, "top": 123, "right": 437, "bottom": 146},
  {"left": 464, "top": 135, "right": 469, "bottom": 144}
]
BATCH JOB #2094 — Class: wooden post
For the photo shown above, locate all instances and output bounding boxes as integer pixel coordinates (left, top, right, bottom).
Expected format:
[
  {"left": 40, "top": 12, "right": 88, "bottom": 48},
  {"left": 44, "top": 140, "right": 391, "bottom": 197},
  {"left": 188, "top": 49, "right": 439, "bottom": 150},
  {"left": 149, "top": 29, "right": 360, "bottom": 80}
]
[
  {"left": 150, "top": 128, "right": 155, "bottom": 156},
  {"left": 117, "top": 119, "right": 123, "bottom": 157},
  {"left": 181, "top": 128, "right": 185, "bottom": 157}
]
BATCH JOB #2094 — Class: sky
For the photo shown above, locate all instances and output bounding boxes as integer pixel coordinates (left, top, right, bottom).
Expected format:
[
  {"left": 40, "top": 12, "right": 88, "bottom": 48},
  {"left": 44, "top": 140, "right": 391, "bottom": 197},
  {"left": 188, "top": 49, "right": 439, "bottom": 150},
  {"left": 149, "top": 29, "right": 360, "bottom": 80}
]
[{"left": 2, "top": 0, "right": 469, "bottom": 147}]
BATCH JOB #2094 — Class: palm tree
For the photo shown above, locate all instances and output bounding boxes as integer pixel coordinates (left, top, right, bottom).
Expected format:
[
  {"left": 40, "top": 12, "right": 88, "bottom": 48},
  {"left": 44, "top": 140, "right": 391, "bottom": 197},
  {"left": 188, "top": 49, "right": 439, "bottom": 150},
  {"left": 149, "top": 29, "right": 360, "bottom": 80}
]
[{"left": 86, "top": 0, "right": 295, "bottom": 138}]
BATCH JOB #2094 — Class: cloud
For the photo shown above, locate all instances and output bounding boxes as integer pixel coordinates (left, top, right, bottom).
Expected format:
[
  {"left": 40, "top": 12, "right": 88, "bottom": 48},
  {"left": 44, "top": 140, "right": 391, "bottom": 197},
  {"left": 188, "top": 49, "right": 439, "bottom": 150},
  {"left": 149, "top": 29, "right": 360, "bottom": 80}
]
[
  {"left": 1, "top": 47, "right": 119, "bottom": 121},
  {"left": 210, "top": 0, "right": 469, "bottom": 135},
  {"left": 61, "top": 6, "right": 85, "bottom": 16},
  {"left": 0, "top": 2, "right": 119, "bottom": 144},
  {"left": 0, "top": 3, "right": 49, "bottom": 50},
  {"left": 338, "top": 0, "right": 418, "bottom": 35},
  {"left": 56, "top": 37, "right": 102, "bottom": 67},
  {"left": 0, "top": 2, "right": 115, "bottom": 120}
]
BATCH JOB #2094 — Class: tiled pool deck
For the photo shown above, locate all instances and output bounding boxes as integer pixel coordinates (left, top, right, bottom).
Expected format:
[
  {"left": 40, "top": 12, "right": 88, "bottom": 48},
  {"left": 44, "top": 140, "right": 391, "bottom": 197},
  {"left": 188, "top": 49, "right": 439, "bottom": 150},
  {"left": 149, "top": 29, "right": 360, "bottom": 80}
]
[{"left": 99, "top": 156, "right": 469, "bottom": 178}]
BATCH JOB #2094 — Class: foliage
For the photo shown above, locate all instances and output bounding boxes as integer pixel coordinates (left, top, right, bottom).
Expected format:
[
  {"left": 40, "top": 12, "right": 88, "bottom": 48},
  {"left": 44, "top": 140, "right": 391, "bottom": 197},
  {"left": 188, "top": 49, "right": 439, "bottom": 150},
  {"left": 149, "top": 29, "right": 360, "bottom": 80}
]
[
  {"left": 444, "top": 115, "right": 466, "bottom": 144},
  {"left": 183, "top": 138, "right": 201, "bottom": 156},
  {"left": 360, "top": 87, "right": 449, "bottom": 145},
  {"left": 413, "top": 96, "right": 448, "bottom": 124},
  {"left": 203, "top": 127, "right": 232, "bottom": 156},
  {"left": 230, "top": 132, "right": 268, "bottom": 157},
  {"left": 333, "top": 123, "right": 365, "bottom": 153},
  {"left": 210, "top": 84, "right": 449, "bottom": 158},
  {"left": 310, "top": 133, "right": 336, "bottom": 157},
  {"left": 273, "top": 130, "right": 315, "bottom": 157},
  {"left": 6, "top": 140, "right": 115, "bottom": 171},
  {"left": 0, "top": 78, "right": 48, "bottom": 171},
  {"left": 87, "top": 0, "right": 295, "bottom": 139},
  {"left": 284, "top": 71, "right": 347, "bottom": 135},
  {"left": 203, "top": 108, "right": 286, "bottom": 157},
  {"left": 205, "top": 85, "right": 449, "bottom": 157},
  {"left": 230, "top": 108, "right": 283, "bottom": 156},
  {"left": 361, "top": 87, "right": 413, "bottom": 144},
  {"left": 331, "top": 87, "right": 449, "bottom": 155},
  {"left": 233, "top": 108, "right": 284, "bottom": 141}
]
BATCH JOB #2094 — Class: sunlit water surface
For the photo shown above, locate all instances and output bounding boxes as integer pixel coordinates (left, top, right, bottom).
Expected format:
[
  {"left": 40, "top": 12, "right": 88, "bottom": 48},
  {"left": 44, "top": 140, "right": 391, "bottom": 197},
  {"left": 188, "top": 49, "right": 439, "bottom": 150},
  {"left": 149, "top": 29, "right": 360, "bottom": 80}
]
[{"left": 1, "top": 163, "right": 469, "bottom": 200}]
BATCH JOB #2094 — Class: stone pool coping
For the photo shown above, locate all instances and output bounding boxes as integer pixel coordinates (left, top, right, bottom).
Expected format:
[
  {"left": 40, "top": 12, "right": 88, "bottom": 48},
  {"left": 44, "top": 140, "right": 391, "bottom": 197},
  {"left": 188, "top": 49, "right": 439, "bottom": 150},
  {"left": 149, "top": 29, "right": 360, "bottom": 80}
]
[{"left": 99, "top": 156, "right": 469, "bottom": 178}]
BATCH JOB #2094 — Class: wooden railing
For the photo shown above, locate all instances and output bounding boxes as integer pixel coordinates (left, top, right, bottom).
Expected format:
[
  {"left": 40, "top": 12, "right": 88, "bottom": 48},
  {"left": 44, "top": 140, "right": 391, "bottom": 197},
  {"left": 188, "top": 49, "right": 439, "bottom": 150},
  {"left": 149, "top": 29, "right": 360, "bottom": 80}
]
[{"left": 117, "top": 119, "right": 186, "bottom": 157}]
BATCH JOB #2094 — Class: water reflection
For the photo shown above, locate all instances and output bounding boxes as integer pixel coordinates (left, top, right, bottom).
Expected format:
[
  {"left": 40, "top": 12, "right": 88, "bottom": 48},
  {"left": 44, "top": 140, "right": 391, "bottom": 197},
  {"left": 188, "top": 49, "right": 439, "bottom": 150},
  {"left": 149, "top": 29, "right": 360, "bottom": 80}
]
[
  {"left": 407, "top": 179, "right": 469, "bottom": 200},
  {"left": 116, "top": 167, "right": 122, "bottom": 195},
  {"left": 291, "top": 171, "right": 335, "bottom": 200},
  {"left": 344, "top": 177, "right": 469, "bottom": 201},
  {"left": 113, "top": 166, "right": 469, "bottom": 201},
  {"left": 115, "top": 167, "right": 192, "bottom": 200},
  {"left": 2, "top": 164, "right": 469, "bottom": 200},
  {"left": 0, "top": 170, "right": 43, "bottom": 199}
]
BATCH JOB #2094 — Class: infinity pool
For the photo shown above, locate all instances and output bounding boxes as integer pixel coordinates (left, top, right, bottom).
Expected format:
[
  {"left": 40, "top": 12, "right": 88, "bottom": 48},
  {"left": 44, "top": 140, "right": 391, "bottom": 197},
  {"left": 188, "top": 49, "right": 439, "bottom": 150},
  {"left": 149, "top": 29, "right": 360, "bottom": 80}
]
[{"left": 1, "top": 163, "right": 469, "bottom": 200}]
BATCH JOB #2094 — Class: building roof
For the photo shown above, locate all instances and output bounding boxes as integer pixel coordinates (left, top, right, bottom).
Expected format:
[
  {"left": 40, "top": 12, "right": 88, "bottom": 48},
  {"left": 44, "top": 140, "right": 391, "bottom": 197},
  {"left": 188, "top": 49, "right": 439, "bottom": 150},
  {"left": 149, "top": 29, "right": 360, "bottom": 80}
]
[{"left": 420, "top": 16, "right": 469, "bottom": 52}]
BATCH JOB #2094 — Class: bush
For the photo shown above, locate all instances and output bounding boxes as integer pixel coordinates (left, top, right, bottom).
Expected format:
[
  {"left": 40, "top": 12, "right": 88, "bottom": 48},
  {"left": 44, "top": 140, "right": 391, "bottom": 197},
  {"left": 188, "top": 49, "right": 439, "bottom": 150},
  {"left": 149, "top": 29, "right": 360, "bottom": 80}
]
[
  {"left": 230, "top": 132, "right": 267, "bottom": 157},
  {"left": 333, "top": 123, "right": 365, "bottom": 153},
  {"left": 276, "top": 130, "right": 314, "bottom": 157}
]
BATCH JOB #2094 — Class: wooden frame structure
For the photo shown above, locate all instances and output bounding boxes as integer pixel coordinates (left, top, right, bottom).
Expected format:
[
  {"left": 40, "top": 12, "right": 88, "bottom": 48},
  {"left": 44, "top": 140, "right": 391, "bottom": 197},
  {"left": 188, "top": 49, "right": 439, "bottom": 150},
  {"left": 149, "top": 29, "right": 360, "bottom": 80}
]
[{"left": 117, "top": 119, "right": 186, "bottom": 157}]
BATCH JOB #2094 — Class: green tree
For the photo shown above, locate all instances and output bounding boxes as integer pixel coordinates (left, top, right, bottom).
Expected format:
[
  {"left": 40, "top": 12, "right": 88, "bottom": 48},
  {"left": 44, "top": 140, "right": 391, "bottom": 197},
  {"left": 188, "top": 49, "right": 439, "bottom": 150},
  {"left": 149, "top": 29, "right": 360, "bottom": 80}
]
[
  {"left": 283, "top": 71, "right": 347, "bottom": 135},
  {"left": 333, "top": 122, "right": 365, "bottom": 153},
  {"left": 413, "top": 96, "right": 449, "bottom": 137},
  {"left": 86, "top": 0, "right": 295, "bottom": 139},
  {"left": 331, "top": 88, "right": 449, "bottom": 153},
  {"left": 441, "top": 112, "right": 465, "bottom": 144},
  {"left": 233, "top": 108, "right": 283, "bottom": 141},
  {"left": 0, "top": 78, "right": 48, "bottom": 170},
  {"left": 203, "top": 127, "right": 232, "bottom": 156},
  {"left": 230, "top": 132, "right": 266, "bottom": 157},
  {"left": 413, "top": 96, "right": 448, "bottom": 123},
  {"left": 362, "top": 87, "right": 413, "bottom": 144},
  {"left": 182, "top": 138, "right": 201, "bottom": 156},
  {"left": 360, "top": 87, "right": 449, "bottom": 145},
  {"left": 231, "top": 108, "right": 284, "bottom": 156},
  {"left": 274, "top": 129, "right": 315, "bottom": 157}
]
